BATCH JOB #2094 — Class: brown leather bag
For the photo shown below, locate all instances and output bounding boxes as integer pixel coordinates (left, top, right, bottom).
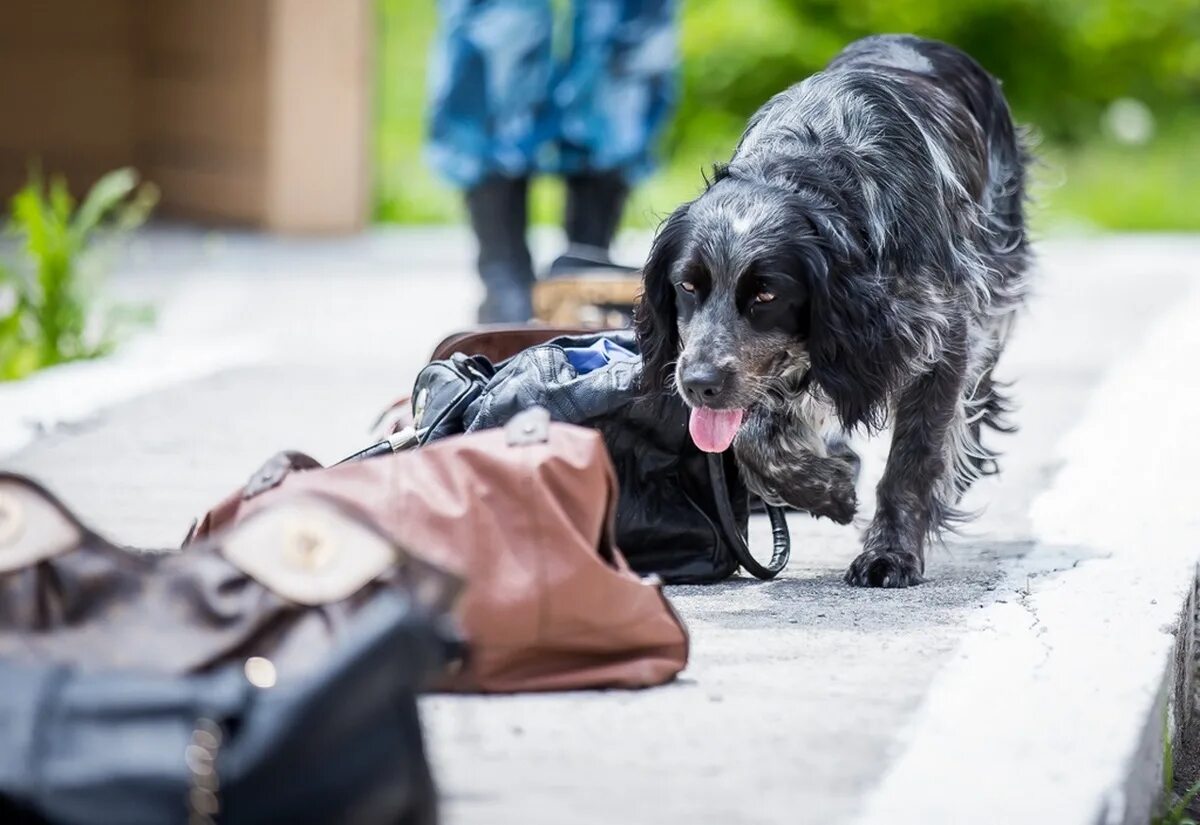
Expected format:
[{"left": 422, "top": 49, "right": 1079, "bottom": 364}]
[
  {"left": 188, "top": 410, "right": 689, "bottom": 693},
  {"left": 428, "top": 324, "right": 587, "bottom": 364}
]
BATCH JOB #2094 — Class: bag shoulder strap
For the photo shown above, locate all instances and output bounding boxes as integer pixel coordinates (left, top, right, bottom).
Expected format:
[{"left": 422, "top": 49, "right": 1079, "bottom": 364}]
[{"left": 706, "top": 454, "right": 791, "bottom": 580}]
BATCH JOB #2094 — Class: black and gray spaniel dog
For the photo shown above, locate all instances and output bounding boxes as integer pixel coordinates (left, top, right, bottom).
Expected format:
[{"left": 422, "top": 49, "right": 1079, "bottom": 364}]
[{"left": 636, "top": 35, "right": 1031, "bottom": 587}]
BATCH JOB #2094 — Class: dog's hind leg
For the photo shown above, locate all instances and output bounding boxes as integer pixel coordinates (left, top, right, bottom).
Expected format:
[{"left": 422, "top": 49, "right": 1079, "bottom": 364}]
[
  {"left": 844, "top": 323, "right": 969, "bottom": 588},
  {"left": 962, "top": 365, "right": 1015, "bottom": 480},
  {"left": 954, "top": 313, "right": 1020, "bottom": 491}
]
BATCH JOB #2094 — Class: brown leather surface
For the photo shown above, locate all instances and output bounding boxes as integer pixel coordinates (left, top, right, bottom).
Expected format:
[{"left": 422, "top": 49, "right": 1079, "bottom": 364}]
[
  {"left": 0, "top": 474, "right": 458, "bottom": 682},
  {"left": 189, "top": 421, "right": 689, "bottom": 692},
  {"left": 428, "top": 325, "right": 590, "bottom": 364}
]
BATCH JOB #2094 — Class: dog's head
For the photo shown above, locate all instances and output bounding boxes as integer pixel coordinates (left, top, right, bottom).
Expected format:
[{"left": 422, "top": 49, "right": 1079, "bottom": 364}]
[{"left": 635, "top": 168, "right": 902, "bottom": 447}]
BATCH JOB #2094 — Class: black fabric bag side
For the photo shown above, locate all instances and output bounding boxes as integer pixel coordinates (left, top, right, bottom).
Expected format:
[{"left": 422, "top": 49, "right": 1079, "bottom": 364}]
[{"left": 0, "top": 594, "right": 443, "bottom": 825}]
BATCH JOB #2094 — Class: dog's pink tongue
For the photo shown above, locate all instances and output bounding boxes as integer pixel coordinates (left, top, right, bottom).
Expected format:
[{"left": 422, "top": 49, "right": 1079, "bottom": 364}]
[{"left": 688, "top": 407, "right": 745, "bottom": 453}]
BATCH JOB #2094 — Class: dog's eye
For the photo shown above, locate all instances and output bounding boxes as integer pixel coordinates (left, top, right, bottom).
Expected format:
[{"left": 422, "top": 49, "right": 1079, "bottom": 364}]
[
  {"left": 754, "top": 290, "right": 777, "bottom": 304},
  {"left": 677, "top": 281, "right": 696, "bottom": 295}
]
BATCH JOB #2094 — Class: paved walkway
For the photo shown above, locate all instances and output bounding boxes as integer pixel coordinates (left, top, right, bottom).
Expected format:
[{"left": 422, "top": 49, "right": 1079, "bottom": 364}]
[{"left": 3, "top": 229, "right": 1199, "bottom": 824}]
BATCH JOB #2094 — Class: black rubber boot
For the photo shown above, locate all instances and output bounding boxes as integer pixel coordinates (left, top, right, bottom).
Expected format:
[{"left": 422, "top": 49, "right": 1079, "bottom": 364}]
[
  {"left": 548, "top": 172, "right": 637, "bottom": 278},
  {"left": 465, "top": 176, "right": 534, "bottom": 323}
]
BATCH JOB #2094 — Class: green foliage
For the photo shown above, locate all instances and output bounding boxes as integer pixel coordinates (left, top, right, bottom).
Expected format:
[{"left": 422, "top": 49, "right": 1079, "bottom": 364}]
[
  {"left": 0, "top": 168, "right": 157, "bottom": 381},
  {"left": 1155, "top": 779, "right": 1200, "bottom": 825},
  {"left": 373, "top": 0, "right": 1200, "bottom": 231},
  {"left": 1155, "top": 710, "right": 1200, "bottom": 825},
  {"left": 672, "top": 0, "right": 1200, "bottom": 154},
  {"left": 375, "top": 0, "right": 459, "bottom": 225}
]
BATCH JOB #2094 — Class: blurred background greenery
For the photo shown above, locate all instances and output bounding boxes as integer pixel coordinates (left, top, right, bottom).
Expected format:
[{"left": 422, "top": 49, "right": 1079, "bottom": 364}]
[{"left": 375, "top": 0, "right": 1200, "bottom": 233}]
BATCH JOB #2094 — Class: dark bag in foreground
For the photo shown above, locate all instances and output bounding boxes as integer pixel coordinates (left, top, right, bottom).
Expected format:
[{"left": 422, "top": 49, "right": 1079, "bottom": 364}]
[
  {"left": 0, "top": 473, "right": 454, "bottom": 825},
  {"left": 399, "top": 329, "right": 790, "bottom": 583}
]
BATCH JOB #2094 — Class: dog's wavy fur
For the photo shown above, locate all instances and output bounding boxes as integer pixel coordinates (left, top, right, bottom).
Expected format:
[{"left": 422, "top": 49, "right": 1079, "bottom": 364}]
[{"left": 635, "top": 35, "right": 1031, "bottom": 587}]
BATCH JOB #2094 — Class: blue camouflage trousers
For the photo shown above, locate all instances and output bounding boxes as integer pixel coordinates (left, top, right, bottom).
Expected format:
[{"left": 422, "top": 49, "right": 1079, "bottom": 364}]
[{"left": 427, "top": 0, "right": 678, "bottom": 188}]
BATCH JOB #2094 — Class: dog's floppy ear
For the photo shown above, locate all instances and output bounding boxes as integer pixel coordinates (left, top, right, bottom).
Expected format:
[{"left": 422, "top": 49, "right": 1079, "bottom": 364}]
[
  {"left": 635, "top": 202, "right": 692, "bottom": 394},
  {"left": 804, "top": 220, "right": 904, "bottom": 432}
]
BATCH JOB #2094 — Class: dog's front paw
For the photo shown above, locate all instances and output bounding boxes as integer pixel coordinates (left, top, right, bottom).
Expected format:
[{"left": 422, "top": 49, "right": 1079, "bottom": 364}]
[
  {"left": 805, "top": 481, "right": 858, "bottom": 525},
  {"left": 775, "top": 457, "right": 859, "bottom": 524},
  {"left": 844, "top": 547, "right": 925, "bottom": 588}
]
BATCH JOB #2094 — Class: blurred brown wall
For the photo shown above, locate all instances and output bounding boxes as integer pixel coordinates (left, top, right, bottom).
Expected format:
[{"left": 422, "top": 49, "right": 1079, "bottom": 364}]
[{"left": 0, "top": 0, "right": 371, "bottom": 233}]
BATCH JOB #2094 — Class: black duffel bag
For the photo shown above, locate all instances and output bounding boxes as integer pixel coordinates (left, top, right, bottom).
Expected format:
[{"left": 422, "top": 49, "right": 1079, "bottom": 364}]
[
  {"left": 0, "top": 595, "right": 443, "bottom": 825},
  {"left": 378, "top": 330, "right": 791, "bottom": 584}
]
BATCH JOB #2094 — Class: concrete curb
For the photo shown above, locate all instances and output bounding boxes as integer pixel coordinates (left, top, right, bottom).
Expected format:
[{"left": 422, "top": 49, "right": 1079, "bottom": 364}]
[{"left": 852, "top": 283, "right": 1200, "bottom": 825}]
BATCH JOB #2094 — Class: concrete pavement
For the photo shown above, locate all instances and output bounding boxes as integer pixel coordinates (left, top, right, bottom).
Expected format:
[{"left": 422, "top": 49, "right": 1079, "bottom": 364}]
[{"left": 3, "top": 228, "right": 1199, "bottom": 824}]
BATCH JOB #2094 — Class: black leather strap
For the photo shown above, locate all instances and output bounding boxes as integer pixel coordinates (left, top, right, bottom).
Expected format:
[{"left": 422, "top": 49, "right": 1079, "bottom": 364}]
[{"left": 707, "top": 454, "right": 791, "bottom": 580}]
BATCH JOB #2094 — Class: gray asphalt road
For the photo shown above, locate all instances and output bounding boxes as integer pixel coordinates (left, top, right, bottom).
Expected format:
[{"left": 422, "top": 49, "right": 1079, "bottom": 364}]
[{"left": 3, "top": 231, "right": 1196, "bottom": 824}]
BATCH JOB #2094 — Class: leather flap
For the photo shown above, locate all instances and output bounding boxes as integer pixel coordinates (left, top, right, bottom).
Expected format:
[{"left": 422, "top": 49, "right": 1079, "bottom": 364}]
[
  {"left": 411, "top": 359, "right": 488, "bottom": 443},
  {"left": 0, "top": 476, "right": 84, "bottom": 573},
  {"left": 220, "top": 498, "right": 398, "bottom": 606},
  {"left": 243, "top": 451, "right": 323, "bottom": 499}
]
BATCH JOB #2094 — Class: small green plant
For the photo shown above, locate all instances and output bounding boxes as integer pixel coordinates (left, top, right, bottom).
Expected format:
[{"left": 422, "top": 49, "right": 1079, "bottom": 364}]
[
  {"left": 1155, "top": 780, "right": 1200, "bottom": 825},
  {"left": 1155, "top": 711, "right": 1200, "bottom": 825},
  {"left": 0, "top": 167, "right": 157, "bottom": 381}
]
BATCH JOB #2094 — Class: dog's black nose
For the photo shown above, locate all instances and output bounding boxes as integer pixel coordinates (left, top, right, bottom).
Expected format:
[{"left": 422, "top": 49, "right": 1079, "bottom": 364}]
[{"left": 680, "top": 363, "right": 729, "bottom": 404}]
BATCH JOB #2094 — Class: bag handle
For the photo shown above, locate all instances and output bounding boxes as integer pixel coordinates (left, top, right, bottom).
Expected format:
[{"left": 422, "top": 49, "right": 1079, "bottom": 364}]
[{"left": 706, "top": 454, "right": 791, "bottom": 580}]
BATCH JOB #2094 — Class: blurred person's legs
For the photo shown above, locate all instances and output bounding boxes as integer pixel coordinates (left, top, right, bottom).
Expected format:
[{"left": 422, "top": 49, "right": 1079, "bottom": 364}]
[
  {"left": 429, "top": 0, "right": 553, "bottom": 322},
  {"left": 428, "top": 0, "right": 677, "bottom": 322},
  {"left": 548, "top": 0, "right": 677, "bottom": 278}
]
